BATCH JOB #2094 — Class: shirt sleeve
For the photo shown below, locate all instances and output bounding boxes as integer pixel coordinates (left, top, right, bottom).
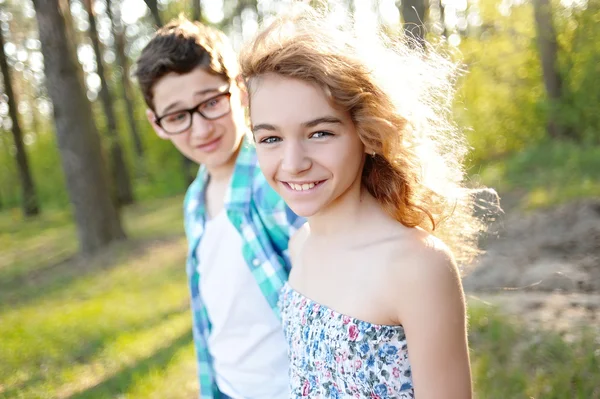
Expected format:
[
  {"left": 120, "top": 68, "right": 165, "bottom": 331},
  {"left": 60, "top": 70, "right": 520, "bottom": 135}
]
[{"left": 254, "top": 178, "right": 306, "bottom": 265}]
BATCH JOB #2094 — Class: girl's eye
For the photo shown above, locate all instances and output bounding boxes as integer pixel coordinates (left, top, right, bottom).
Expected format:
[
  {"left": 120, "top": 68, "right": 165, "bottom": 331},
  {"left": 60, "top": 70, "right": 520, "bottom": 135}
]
[
  {"left": 259, "top": 136, "right": 281, "bottom": 144},
  {"left": 310, "top": 131, "right": 333, "bottom": 139}
]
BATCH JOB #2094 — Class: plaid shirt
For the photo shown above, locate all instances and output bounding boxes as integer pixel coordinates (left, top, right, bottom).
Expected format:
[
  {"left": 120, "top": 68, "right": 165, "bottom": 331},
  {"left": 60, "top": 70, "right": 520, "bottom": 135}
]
[{"left": 183, "top": 138, "right": 304, "bottom": 399}]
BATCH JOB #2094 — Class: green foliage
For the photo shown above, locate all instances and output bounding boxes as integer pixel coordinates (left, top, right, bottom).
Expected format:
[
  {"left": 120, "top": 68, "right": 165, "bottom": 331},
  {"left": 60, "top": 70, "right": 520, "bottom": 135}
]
[
  {"left": 456, "top": 0, "right": 600, "bottom": 164},
  {"left": 455, "top": 0, "right": 546, "bottom": 163},
  {"left": 557, "top": 0, "right": 600, "bottom": 143},
  {"left": 474, "top": 139, "right": 600, "bottom": 209},
  {"left": 1, "top": 0, "right": 599, "bottom": 215},
  {"left": 0, "top": 93, "right": 191, "bottom": 211}
]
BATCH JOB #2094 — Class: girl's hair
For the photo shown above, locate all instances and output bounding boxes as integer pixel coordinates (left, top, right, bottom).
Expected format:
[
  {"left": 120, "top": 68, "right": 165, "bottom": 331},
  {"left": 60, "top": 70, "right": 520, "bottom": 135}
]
[{"left": 240, "top": 7, "right": 492, "bottom": 266}]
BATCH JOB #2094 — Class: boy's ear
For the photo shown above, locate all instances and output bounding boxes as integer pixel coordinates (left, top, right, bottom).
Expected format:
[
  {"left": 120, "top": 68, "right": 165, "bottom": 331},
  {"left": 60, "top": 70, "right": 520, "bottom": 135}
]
[{"left": 146, "top": 108, "right": 170, "bottom": 140}]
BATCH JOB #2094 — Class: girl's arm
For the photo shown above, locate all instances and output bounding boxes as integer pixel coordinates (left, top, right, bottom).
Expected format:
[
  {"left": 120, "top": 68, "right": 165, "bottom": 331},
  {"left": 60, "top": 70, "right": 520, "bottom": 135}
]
[{"left": 393, "top": 240, "right": 472, "bottom": 399}]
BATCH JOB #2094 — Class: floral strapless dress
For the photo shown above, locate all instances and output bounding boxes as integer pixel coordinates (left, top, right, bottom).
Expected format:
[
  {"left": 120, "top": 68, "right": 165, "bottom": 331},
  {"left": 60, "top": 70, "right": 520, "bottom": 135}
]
[{"left": 279, "top": 283, "right": 414, "bottom": 398}]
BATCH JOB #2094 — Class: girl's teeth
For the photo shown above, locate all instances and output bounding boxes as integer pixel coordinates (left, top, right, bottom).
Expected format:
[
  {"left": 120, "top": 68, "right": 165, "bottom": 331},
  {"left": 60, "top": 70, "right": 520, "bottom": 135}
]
[{"left": 290, "top": 182, "right": 316, "bottom": 191}]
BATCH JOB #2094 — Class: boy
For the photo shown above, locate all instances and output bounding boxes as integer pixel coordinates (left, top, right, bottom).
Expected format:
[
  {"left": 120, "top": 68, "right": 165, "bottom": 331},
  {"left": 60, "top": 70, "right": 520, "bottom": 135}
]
[{"left": 135, "top": 17, "right": 303, "bottom": 399}]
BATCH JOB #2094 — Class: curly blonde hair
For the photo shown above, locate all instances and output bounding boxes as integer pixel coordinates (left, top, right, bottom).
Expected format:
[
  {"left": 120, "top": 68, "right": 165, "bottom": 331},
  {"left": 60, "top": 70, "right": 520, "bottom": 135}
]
[{"left": 240, "top": 7, "right": 489, "bottom": 266}]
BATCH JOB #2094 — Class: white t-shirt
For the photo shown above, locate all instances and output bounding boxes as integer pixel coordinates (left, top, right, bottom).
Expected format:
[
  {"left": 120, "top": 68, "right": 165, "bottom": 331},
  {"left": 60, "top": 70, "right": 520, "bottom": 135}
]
[{"left": 197, "top": 210, "right": 289, "bottom": 399}]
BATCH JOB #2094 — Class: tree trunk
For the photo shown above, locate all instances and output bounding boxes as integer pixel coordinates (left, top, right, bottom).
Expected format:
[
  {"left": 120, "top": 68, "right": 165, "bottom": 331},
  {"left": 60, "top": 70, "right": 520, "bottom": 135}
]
[
  {"left": 32, "top": 0, "right": 126, "bottom": 255},
  {"left": 143, "top": 0, "right": 163, "bottom": 26},
  {"left": 400, "top": 0, "right": 427, "bottom": 48},
  {"left": 59, "top": 0, "right": 86, "bottom": 89},
  {"left": 533, "top": 0, "right": 565, "bottom": 139},
  {"left": 30, "top": 89, "right": 41, "bottom": 140},
  {"left": 107, "top": 0, "right": 145, "bottom": 165},
  {"left": 192, "top": 0, "right": 202, "bottom": 21},
  {"left": 84, "top": 0, "right": 134, "bottom": 205},
  {"left": 0, "top": 19, "right": 40, "bottom": 217}
]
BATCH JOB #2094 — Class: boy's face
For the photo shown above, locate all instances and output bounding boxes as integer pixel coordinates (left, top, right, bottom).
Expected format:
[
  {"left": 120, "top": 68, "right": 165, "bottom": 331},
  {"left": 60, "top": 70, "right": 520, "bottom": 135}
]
[{"left": 147, "top": 67, "right": 247, "bottom": 173}]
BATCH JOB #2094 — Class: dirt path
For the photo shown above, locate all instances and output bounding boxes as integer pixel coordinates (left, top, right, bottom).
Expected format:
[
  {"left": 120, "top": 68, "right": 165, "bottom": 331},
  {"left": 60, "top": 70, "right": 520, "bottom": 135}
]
[
  {"left": 468, "top": 292, "right": 600, "bottom": 336},
  {"left": 464, "top": 199, "right": 600, "bottom": 333}
]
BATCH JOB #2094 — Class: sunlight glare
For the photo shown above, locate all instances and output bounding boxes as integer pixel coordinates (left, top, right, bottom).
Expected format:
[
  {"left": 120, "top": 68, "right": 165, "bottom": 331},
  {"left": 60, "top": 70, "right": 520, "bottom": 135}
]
[
  {"left": 121, "top": 0, "right": 148, "bottom": 25},
  {"left": 448, "top": 33, "right": 461, "bottom": 47},
  {"left": 205, "top": 0, "right": 225, "bottom": 23},
  {"left": 378, "top": 0, "right": 400, "bottom": 27}
]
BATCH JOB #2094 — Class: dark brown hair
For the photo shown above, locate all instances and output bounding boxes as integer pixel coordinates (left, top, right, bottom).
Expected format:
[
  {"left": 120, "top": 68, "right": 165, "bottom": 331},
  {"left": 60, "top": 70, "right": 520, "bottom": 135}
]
[{"left": 135, "top": 16, "right": 239, "bottom": 109}]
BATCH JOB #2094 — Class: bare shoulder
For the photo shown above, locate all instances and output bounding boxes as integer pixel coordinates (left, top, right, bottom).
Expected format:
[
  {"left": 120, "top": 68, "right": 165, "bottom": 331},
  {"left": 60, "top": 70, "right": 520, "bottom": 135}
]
[
  {"left": 381, "top": 230, "right": 465, "bottom": 322},
  {"left": 383, "top": 229, "right": 459, "bottom": 284},
  {"left": 289, "top": 223, "right": 310, "bottom": 262}
]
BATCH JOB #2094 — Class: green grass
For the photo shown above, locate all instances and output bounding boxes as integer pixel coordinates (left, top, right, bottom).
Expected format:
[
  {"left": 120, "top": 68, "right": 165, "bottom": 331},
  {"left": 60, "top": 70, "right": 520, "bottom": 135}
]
[
  {"left": 1, "top": 195, "right": 599, "bottom": 398},
  {"left": 471, "top": 140, "right": 600, "bottom": 210},
  {"left": 469, "top": 303, "right": 600, "bottom": 398},
  {"left": 0, "top": 196, "right": 198, "bottom": 399}
]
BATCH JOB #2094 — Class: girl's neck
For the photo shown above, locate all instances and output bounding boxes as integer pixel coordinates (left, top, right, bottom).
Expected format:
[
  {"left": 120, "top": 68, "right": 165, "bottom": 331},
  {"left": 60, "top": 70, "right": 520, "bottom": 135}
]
[{"left": 307, "top": 181, "right": 380, "bottom": 239}]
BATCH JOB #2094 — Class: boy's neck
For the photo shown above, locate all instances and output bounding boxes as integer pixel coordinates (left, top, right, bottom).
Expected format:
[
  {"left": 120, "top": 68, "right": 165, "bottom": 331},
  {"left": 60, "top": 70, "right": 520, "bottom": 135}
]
[
  {"left": 205, "top": 141, "right": 242, "bottom": 184},
  {"left": 206, "top": 158, "right": 236, "bottom": 184}
]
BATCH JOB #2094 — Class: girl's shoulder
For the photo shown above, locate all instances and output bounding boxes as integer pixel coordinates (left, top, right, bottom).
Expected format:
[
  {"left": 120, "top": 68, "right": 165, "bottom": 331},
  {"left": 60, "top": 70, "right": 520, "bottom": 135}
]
[
  {"left": 375, "top": 227, "right": 464, "bottom": 322},
  {"left": 382, "top": 227, "right": 457, "bottom": 282}
]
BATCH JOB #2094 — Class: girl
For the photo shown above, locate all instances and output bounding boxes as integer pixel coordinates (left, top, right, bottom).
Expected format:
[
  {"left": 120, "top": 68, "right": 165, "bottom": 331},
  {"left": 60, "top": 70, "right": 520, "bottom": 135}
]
[{"left": 241, "top": 8, "right": 484, "bottom": 399}]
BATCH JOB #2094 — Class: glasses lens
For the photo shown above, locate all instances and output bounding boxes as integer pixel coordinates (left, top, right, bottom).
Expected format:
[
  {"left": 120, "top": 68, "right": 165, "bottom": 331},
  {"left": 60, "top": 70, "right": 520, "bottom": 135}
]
[
  {"left": 199, "top": 94, "right": 231, "bottom": 119},
  {"left": 161, "top": 111, "right": 191, "bottom": 134}
]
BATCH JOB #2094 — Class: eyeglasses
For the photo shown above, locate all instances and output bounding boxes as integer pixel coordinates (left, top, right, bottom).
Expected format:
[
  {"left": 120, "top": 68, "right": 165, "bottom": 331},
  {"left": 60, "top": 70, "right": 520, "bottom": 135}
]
[{"left": 154, "top": 90, "right": 232, "bottom": 135}]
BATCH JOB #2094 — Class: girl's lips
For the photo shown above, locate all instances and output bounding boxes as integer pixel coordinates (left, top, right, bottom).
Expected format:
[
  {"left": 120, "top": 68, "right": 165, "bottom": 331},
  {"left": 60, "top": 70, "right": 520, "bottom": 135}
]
[{"left": 195, "top": 136, "right": 222, "bottom": 153}]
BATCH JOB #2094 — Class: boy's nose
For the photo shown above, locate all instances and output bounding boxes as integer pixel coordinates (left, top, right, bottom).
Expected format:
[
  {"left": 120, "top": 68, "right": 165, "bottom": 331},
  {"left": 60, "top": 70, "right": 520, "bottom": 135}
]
[{"left": 189, "top": 112, "right": 214, "bottom": 139}]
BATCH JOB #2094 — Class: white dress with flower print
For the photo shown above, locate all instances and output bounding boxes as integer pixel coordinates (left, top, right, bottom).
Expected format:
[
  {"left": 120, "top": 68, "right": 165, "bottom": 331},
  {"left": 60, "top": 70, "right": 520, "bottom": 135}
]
[{"left": 280, "top": 283, "right": 414, "bottom": 399}]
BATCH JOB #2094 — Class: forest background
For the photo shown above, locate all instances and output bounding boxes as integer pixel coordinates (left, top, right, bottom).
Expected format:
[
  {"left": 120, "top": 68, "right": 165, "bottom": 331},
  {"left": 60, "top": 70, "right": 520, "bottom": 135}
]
[{"left": 1, "top": 0, "right": 599, "bottom": 397}]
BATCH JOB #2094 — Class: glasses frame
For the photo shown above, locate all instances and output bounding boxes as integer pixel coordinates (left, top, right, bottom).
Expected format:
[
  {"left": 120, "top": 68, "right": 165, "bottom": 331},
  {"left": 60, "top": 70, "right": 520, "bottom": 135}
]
[{"left": 154, "top": 90, "right": 232, "bottom": 135}]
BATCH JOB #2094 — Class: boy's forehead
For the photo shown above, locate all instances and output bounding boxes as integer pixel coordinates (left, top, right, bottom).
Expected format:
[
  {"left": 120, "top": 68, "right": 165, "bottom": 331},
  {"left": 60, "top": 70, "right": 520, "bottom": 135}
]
[{"left": 152, "top": 67, "right": 230, "bottom": 112}]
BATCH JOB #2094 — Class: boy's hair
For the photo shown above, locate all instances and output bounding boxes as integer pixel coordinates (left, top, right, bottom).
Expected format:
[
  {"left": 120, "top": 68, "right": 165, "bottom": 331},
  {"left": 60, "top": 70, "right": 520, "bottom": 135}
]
[
  {"left": 135, "top": 16, "right": 240, "bottom": 110},
  {"left": 241, "top": 7, "right": 491, "bottom": 266}
]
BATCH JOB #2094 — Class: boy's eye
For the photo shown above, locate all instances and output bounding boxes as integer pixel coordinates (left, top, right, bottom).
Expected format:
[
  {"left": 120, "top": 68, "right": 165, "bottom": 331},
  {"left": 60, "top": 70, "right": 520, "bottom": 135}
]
[
  {"left": 163, "top": 112, "right": 188, "bottom": 123},
  {"left": 259, "top": 136, "right": 281, "bottom": 144},
  {"left": 310, "top": 131, "right": 333, "bottom": 139}
]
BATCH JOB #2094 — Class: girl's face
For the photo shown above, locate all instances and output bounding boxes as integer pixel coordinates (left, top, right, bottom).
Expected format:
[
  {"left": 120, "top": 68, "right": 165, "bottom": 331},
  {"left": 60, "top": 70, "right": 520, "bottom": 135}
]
[{"left": 250, "top": 74, "right": 365, "bottom": 217}]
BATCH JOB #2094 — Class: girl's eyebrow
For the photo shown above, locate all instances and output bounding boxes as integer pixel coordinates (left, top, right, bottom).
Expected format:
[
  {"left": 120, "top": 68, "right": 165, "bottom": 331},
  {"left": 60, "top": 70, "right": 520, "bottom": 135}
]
[
  {"left": 251, "top": 123, "right": 276, "bottom": 133},
  {"left": 302, "top": 116, "right": 342, "bottom": 128},
  {"left": 252, "top": 116, "right": 342, "bottom": 132},
  {"left": 252, "top": 116, "right": 342, "bottom": 133}
]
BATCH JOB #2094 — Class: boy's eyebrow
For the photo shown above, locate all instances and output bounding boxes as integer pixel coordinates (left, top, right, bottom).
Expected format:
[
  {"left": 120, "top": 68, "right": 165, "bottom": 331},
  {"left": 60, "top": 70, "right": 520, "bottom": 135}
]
[
  {"left": 252, "top": 116, "right": 343, "bottom": 133},
  {"left": 160, "top": 87, "right": 225, "bottom": 115}
]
